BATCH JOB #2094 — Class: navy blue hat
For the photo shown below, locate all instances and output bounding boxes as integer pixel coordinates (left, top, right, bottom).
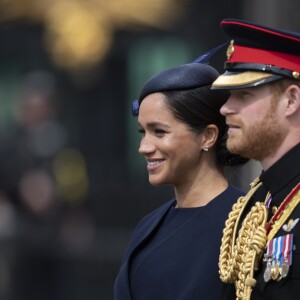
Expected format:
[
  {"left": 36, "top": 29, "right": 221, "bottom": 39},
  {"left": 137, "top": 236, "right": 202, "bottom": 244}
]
[
  {"left": 138, "top": 63, "right": 220, "bottom": 102},
  {"left": 212, "top": 19, "right": 300, "bottom": 89},
  {"left": 131, "top": 43, "right": 226, "bottom": 116},
  {"left": 131, "top": 63, "right": 220, "bottom": 116}
]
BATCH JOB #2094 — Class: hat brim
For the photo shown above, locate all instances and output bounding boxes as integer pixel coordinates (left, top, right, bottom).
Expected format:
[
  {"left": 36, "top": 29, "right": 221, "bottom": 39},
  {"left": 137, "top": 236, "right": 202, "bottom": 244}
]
[{"left": 211, "top": 71, "right": 282, "bottom": 90}]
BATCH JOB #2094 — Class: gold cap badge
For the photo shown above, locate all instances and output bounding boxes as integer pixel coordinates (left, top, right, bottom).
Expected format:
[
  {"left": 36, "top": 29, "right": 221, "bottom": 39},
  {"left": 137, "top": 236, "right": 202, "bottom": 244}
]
[{"left": 226, "top": 40, "right": 234, "bottom": 60}]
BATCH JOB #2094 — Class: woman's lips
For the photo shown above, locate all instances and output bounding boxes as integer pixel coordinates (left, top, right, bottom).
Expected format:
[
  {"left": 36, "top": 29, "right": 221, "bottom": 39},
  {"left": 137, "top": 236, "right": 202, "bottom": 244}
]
[{"left": 146, "top": 159, "right": 164, "bottom": 171}]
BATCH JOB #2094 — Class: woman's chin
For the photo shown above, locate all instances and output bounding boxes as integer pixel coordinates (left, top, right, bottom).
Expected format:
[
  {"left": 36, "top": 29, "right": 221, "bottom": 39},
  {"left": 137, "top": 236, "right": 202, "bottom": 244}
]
[{"left": 149, "top": 176, "right": 165, "bottom": 186}]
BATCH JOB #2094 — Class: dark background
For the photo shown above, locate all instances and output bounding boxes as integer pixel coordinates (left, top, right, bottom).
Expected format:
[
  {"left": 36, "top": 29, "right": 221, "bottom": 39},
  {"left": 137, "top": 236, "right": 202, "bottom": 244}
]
[{"left": 0, "top": 1, "right": 298, "bottom": 299}]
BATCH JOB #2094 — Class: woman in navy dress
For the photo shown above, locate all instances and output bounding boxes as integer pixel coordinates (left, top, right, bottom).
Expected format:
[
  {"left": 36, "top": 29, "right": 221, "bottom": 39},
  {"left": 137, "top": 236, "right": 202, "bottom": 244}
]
[{"left": 114, "top": 61, "right": 248, "bottom": 299}]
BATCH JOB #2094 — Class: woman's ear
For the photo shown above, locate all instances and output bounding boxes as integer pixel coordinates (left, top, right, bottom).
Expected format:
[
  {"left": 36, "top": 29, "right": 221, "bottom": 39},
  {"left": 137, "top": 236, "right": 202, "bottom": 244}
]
[
  {"left": 284, "top": 84, "right": 300, "bottom": 117},
  {"left": 200, "top": 124, "right": 219, "bottom": 150}
]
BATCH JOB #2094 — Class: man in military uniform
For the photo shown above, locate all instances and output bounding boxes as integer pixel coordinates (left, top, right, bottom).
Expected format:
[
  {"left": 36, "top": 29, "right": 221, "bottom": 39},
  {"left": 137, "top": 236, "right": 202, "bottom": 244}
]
[{"left": 211, "top": 19, "right": 300, "bottom": 300}]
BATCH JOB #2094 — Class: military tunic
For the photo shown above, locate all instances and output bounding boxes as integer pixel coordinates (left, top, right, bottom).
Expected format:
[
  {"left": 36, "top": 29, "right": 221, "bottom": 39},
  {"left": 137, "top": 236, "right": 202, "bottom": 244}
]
[{"left": 223, "top": 143, "right": 300, "bottom": 300}]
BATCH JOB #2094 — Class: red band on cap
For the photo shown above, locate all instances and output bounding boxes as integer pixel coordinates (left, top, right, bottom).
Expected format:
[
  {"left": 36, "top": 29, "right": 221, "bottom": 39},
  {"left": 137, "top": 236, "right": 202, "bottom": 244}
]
[{"left": 228, "top": 45, "right": 300, "bottom": 73}]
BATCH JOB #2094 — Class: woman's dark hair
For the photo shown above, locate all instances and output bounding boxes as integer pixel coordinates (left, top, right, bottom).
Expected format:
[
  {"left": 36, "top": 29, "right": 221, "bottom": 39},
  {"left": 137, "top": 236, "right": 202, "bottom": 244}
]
[{"left": 160, "top": 86, "right": 248, "bottom": 166}]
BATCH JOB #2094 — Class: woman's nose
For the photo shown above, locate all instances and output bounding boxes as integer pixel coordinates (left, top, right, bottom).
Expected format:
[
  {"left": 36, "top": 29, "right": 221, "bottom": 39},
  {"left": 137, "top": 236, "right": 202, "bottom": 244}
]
[{"left": 138, "top": 137, "right": 155, "bottom": 155}]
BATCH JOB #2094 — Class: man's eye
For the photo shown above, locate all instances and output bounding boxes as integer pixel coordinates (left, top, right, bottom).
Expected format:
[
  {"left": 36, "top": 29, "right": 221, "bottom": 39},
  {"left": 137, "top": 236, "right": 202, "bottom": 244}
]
[{"left": 239, "top": 91, "right": 251, "bottom": 98}]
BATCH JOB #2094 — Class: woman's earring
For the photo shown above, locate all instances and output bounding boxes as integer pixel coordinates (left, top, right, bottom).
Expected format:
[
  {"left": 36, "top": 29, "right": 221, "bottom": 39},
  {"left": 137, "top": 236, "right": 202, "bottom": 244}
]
[{"left": 203, "top": 146, "right": 209, "bottom": 152}]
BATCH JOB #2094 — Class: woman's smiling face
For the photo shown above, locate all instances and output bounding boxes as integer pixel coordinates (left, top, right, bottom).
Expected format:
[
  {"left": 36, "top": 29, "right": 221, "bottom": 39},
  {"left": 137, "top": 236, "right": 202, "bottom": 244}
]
[{"left": 138, "top": 93, "right": 204, "bottom": 187}]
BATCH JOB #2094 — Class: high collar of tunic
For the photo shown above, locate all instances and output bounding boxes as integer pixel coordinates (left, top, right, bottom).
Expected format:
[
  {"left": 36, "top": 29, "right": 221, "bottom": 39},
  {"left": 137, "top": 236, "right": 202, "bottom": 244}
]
[{"left": 260, "top": 143, "right": 300, "bottom": 198}]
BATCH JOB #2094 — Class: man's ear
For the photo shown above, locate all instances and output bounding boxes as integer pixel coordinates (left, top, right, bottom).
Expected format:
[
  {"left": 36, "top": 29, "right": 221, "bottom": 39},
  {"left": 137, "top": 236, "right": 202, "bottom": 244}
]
[
  {"left": 285, "top": 84, "right": 300, "bottom": 117},
  {"left": 201, "top": 124, "right": 219, "bottom": 149}
]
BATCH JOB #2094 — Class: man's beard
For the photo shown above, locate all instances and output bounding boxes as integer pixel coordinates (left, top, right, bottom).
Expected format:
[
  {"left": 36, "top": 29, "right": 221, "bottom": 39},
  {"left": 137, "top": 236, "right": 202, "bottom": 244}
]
[{"left": 226, "top": 101, "right": 286, "bottom": 161}]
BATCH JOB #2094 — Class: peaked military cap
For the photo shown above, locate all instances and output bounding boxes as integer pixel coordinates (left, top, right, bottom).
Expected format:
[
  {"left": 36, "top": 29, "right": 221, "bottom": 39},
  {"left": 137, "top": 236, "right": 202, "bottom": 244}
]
[{"left": 212, "top": 19, "right": 300, "bottom": 89}]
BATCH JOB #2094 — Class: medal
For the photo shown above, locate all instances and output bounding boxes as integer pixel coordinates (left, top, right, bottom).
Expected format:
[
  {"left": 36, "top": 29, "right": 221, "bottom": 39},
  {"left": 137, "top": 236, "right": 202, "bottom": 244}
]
[
  {"left": 263, "top": 240, "right": 275, "bottom": 283},
  {"left": 280, "top": 233, "right": 293, "bottom": 279},
  {"left": 263, "top": 234, "right": 294, "bottom": 282},
  {"left": 272, "top": 237, "right": 282, "bottom": 280},
  {"left": 271, "top": 261, "right": 280, "bottom": 280},
  {"left": 281, "top": 257, "right": 289, "bottom": 278},
  {"left": 263, "top": 254, "right": 273, "bottom": 282}
]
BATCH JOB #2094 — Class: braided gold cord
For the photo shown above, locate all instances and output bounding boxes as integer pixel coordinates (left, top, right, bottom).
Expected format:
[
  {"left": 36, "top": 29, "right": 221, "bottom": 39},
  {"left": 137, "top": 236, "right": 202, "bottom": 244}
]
[
  {"left": 219, "top": 179, "right": 268, "bottom": 300},
  {"left": 219, "top": 196, "right": 247, "bottom": 283},
  {"left": 235, "top": 202, "right": 268, "bottom": 300}
]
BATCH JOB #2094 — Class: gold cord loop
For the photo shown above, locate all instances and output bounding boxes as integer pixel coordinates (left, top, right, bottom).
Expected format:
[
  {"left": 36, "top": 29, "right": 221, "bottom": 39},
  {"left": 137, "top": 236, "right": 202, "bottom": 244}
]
[{"left": 219, "top": 179, "right": 268, "bottom": 300}]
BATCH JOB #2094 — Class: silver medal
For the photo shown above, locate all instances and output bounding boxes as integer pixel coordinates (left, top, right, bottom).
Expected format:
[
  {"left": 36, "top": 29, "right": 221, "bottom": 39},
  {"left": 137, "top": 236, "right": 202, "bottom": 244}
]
[
  {"left": 263, "top": 254, "right": 273, "bottom": 282},
  {"left": 281, "top": 257, "right": 290, "bottom": 278},
  {"left": 264, "top": 261, "right": 272, "bottom": 282}
]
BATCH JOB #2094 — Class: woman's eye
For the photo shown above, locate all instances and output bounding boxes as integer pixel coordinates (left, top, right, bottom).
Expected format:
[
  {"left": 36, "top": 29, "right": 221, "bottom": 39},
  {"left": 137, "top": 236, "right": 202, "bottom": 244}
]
[
  {"left": 138, "top": 128, "right": 145, "bottom": 135},
  {"left": 138, "top": 128, "right": 166, "bottom": 137},
  {"left": 154, "top": 129, "right": 166, "bottom": 136}
]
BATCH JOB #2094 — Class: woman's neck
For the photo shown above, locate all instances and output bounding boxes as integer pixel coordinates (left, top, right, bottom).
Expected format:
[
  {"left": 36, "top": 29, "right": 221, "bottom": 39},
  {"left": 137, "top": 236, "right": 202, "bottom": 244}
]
[{"left": 174, "top": 167, "right": 228, "bottom": 208}]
